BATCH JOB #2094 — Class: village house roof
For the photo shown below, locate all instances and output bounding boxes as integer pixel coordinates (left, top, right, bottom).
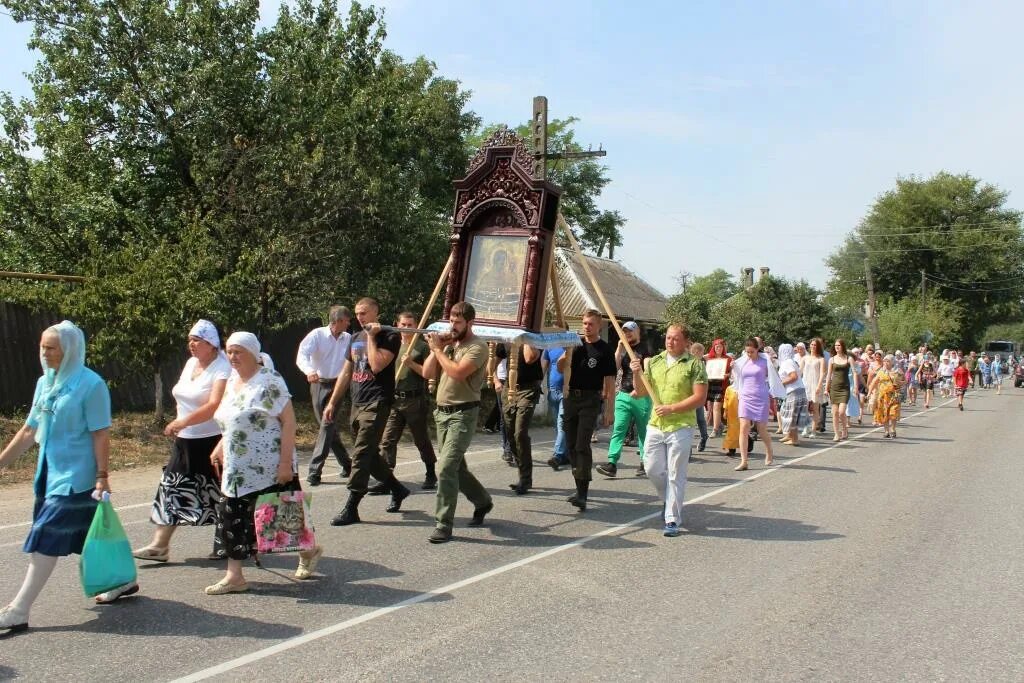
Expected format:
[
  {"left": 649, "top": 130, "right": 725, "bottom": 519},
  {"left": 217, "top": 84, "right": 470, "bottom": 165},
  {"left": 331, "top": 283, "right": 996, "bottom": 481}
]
[{"left": 548, "top": 248, "right": 667, "bottom": 324}]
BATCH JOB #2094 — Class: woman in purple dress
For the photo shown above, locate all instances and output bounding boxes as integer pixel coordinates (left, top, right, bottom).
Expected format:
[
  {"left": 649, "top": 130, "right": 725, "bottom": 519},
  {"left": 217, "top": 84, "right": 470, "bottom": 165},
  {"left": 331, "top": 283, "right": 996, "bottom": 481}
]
[{"left": 733, "top": 337, "right": 777, "bottom": 471}]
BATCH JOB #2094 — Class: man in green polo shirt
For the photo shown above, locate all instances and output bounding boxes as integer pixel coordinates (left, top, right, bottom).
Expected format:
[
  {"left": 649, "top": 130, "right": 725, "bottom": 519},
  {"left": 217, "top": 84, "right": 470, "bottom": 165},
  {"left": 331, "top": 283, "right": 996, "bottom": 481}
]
[
  {"left": 422, "top": 301, "right": 493, "bottom": 544},
  {"left": 630, "top": 323, "right": 707, "bottom": 537}
]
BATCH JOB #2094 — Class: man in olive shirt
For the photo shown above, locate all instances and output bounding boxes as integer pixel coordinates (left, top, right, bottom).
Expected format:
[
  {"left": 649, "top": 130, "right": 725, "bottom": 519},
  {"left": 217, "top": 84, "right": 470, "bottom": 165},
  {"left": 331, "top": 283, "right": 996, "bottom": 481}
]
[
  {"left": 377, "top": 311, "right": 438, "bottom": 490},
  {"left": 630, "top": 323, "right": 708, "bottom": 537},
  {"left": 496, "top": 342, "right": 543, "bottom": 494},
  {"left": 423, "top": 302, "right": 494, "bottom": 544},
  {"left": 557, "top": 309, "right": 616, "bottom": 512}
]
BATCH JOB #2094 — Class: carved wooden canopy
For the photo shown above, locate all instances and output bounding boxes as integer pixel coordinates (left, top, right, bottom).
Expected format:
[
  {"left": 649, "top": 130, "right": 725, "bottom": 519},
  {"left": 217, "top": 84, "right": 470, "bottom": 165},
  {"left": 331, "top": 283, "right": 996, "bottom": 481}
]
[{"left": 443, "top": 128, "right": 561, "bottom": 332}]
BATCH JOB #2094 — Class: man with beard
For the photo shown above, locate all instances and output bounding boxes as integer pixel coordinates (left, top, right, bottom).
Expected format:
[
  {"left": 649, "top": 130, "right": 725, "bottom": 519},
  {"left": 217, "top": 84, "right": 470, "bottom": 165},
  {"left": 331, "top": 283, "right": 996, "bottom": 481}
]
[
  {"left": 422, "top": 302, "right": 494, "bottom": 544},
  {"left": 325, "top": 297, "right": 411, "bottom": 526},
  {"left": 557, "top": 309, "right": 616, "bottom": 512}
]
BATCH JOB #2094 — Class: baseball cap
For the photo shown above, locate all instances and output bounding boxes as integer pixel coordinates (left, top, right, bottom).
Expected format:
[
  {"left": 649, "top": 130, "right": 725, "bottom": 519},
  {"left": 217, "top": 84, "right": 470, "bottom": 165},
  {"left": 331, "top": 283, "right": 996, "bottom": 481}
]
[{"left": 622, "top": 320, "right": 639, "bottom": 332}]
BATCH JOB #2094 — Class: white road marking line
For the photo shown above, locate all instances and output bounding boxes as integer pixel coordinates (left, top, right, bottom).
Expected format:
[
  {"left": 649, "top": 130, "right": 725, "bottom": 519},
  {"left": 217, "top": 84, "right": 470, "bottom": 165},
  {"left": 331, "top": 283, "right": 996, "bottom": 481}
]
[
  {"left": 170, "top": 400, "right": 954, "bottom": 682},
  {"left": 0, "top": 439, "right": 553, "bottom": 533}
]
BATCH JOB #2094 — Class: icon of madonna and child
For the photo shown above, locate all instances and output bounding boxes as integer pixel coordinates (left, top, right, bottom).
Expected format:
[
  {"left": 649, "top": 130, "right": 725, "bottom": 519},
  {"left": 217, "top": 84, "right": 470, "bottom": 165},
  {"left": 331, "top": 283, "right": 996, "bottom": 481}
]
[{"left": 463, "top": 235, "right": 528, "bottom": 323}]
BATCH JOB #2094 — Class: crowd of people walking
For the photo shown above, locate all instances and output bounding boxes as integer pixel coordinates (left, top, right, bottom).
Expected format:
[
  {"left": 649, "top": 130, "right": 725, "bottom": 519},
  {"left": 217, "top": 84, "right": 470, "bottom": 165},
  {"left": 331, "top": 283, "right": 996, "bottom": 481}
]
[{"left": 0, "top": 307, "right": 1016, "bottom": 631}]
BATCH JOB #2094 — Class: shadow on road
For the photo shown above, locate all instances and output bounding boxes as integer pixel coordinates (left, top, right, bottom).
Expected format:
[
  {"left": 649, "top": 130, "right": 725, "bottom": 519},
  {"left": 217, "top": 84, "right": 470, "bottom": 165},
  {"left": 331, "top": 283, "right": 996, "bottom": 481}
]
[
  {"left": 29, "top": 596, "right": 304, "bottom": 639},
  {"left": 782, "top": 464, "right": 857, "bottom": 473},
  {"left": 683, "top": 503, "right": 844, "bottom": 542}
]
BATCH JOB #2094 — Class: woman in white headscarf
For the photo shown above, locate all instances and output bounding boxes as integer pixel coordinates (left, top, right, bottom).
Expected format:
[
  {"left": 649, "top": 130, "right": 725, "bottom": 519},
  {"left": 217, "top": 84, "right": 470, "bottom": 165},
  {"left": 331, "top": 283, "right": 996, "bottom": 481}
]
[
  {"left": 205, "top": 332, "right": 322, "bottom": 595},
  {"left": 777, "top": 344, "right": 810, "bottom": 446},
  {"left": 134, "top": 320, "right": 231, "bottom": 563},
  {"left": 0, "top": 322, "right": 138, "bottom": 632}
]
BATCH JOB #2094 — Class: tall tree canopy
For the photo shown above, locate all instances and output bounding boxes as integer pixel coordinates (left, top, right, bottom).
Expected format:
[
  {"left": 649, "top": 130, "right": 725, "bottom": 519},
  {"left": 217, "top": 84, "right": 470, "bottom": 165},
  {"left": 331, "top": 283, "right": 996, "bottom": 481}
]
[
  {"left": 826, "top": 172, "right": 1024, "bottom": 347},
  {"left": 466, "top": 117, "right": 625, "bottom": 257},
  {"left": 1, "top": 0, "right": 477, "bottom": 381},
  {"left": 664, "top": 271, "right": 836, "bottom": 349}
]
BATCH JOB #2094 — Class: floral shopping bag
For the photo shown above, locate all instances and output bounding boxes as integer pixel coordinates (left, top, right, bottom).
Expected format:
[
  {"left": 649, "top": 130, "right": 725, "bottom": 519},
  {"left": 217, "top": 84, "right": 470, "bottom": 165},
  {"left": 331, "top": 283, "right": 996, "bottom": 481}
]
[{"left": 254, "top": 482, "right": 316, "bottom": 554}]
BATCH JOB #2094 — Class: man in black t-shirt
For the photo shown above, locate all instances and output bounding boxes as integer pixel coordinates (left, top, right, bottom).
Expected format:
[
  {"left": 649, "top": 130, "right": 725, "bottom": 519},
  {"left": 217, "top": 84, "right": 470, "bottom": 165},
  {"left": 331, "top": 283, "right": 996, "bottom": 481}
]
[
  {"left": 377, "top": 311, "right": 438, "bottom": 490},
  {"left": 497, "top": 343, "right": 543, "bottom": 494},
  {"left": 556, "top": 309, "right": 616, "bottom": 512},
  {"left": 325, "top": 297, "right": 411, "bottom": 525}
]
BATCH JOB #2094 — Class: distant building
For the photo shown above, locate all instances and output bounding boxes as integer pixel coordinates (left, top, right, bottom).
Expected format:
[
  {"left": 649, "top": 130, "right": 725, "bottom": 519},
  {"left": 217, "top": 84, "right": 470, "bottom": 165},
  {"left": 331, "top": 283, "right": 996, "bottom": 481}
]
[{"left": 546, "top": 248, "right": 667, "bottom": 350}]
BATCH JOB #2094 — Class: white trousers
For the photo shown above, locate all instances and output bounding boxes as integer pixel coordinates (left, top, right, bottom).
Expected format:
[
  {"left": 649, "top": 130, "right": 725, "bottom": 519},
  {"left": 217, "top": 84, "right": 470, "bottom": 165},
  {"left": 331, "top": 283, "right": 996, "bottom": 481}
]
[{"left": 645, "top": 426, "right": 693, "bottom": 525}]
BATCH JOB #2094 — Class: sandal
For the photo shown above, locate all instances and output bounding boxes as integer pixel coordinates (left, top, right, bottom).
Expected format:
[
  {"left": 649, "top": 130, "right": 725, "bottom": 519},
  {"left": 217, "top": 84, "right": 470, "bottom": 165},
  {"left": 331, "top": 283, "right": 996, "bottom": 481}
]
[
  {"left": 132, "top": 546, "right": 169, "bottom": 563},
  {"left": 204, "top": 579, "right": 249, "bottom": 595},
  {"left": 95, "top": 582, "right": 139, "bottom": 604},
  {"left": 0, "top": 605, "right": 28, "bottom": 632},
  {"left": 294, "top": 545, "right": 324, "bottom": 580}
]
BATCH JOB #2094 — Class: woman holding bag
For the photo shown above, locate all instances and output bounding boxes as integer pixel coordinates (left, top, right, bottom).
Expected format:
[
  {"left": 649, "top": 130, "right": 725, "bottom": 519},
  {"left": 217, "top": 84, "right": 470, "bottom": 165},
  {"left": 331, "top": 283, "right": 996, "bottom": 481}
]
[
  {"left": 0, "top": 321, "right": 138, "bottom": 633},
  {"left": 134, "top": 320, "right": 230, "bottom": 563},
  {"left": 206, "top": 332, "right": 322, "bottom": 595}
]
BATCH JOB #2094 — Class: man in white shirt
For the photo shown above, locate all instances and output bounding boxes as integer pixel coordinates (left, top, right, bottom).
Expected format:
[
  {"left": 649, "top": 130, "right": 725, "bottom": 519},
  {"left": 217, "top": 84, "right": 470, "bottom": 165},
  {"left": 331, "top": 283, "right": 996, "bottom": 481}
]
[{"left": 297, "top": 305, "right": 353, "bottom": 486}]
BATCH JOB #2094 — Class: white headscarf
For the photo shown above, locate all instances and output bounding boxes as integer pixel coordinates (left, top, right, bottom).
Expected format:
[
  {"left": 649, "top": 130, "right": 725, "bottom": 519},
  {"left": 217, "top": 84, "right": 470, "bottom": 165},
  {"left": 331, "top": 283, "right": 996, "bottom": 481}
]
[
  {"left": 226, "top": 331, "right": 261, "bottom": 361},
  {"left": 224, "top": 330, "right": 276, "bottom": 371},
  {"left": 188, "top": 319, "right": 220, "bottom": 348},
  {"left": 30, "top": 321, "right": 87, "bottom": 445}
]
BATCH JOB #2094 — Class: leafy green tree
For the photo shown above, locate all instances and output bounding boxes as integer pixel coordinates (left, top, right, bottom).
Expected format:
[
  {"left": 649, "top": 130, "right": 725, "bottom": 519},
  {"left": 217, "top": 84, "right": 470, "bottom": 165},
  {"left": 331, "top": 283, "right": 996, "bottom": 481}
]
[
  {"left": 978, "top": 321, "right": 1024, "bottom": 347},
  {"left": 0, "top": 0, "right": 476, "bottom": 415},
  {"left": 665, "top": 273, "right": 835, "bottom": 349},
  {"left": 826, "top": 172, "right": 1024, "bottom": 347},
  {"left": 467, "top": 117, "right": 625, "bottom": 255},
  {"left": 876, "top": 295, "right": 963, "bottom": 352}
]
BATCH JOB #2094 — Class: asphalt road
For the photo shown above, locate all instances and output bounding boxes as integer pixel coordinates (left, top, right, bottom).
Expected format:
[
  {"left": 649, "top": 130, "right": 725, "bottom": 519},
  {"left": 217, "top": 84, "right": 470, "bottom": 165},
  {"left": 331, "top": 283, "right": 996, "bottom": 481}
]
[{"left": 1, "top": 388, "right": 1022, "bottom": 682}]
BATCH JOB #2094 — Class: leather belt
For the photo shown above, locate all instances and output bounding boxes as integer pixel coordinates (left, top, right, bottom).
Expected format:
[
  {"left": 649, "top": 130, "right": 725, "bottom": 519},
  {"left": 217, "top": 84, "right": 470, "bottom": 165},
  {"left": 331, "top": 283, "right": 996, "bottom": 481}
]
[
  {"left": 436, "top": 401, "right": 480, "bottom": 413},
  {"left": 318, "top": 378, "right": 338, "bottom": 385},
  {"left": 394, "top": 389, "right": 424, "bottom": 399},
  {"left": 568, "top": 389, "right": 601, "bottom": 397}
]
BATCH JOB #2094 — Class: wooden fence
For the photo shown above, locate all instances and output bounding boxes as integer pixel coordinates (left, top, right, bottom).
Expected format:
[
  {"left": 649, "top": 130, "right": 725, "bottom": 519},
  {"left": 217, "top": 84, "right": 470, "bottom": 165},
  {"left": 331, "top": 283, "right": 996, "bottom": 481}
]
[{"left": 0, "top": 302, "right": 316, "bottom": 414}]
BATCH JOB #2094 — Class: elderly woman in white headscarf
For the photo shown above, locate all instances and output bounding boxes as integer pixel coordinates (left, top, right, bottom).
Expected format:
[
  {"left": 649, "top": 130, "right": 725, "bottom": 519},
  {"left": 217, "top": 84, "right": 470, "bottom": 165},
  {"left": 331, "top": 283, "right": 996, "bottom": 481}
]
[
  {"left": 134, "top": 320, "right": 232, "bottom": 564},
  {"left": 205, "top": 332, "right": 322, "bottom": 595},
  {"left": 0, "top": 321, "right": 138, "bottom": 632},
  {"left": 777, "top": 343, "right": 810, "bottom": 446}
]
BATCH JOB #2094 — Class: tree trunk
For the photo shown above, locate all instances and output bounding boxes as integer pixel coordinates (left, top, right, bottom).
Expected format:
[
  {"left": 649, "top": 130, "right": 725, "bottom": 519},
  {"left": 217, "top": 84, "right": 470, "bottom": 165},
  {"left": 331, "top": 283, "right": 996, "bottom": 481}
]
[{"left": 154, "top": 370, "right": 165, "bottom": 423}]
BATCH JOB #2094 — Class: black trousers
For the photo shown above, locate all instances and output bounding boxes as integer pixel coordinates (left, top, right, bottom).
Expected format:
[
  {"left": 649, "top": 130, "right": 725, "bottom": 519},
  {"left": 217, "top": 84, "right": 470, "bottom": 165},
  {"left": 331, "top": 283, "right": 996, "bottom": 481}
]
[
  {"left": 504, "top": 383, "right": 541, "bottom": 483},
  {"left": 379, "top": 395, "right": 437, "bottom": 469},
  {"left": 348, "top": 401, "right": 401, "bottom": 494},
  {"left": 563, "top": 391, "right": 602, "bottom": 482}
]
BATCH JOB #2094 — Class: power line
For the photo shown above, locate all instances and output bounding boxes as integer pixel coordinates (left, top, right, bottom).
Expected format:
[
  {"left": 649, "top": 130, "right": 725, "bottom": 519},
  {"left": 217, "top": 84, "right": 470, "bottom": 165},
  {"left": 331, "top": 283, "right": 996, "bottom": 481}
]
[
  {"left": 923, "top": 271, "right": 1024, "bottom": 286},
  {"left": 923, "top": 274, "right": 1024, "bottom": 293}
]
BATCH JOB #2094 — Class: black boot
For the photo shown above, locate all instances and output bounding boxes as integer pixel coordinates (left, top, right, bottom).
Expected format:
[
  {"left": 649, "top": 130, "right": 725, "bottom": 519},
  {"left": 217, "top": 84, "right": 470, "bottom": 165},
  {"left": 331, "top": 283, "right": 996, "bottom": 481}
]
[
  {"left": 331, "top": 492, "right": 364, "bottom": 526},
  {"left": 698, "top": 436, "right": 708, "bottom": 452},
  {"left": 386, "top": 480, "right": 410, "bottom": 513},
  {"left": 422, "top": 463, "right": 437, "bottom": 490},
  {"left": 567, "top": 479, "right": 588, "bottom": 512},
  {"left": 508, "top": 478, "right": 532, "bottom": 495}
]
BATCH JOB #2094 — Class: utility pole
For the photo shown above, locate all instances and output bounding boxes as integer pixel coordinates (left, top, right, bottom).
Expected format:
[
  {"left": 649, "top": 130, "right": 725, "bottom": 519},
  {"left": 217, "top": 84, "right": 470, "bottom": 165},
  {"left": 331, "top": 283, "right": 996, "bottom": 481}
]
[
  {"left": 530, "top": 95, "right": 606, "bottom": 181},
  {"left": 921, "top": 269, "right": 927, "bottom": 313},
  {"left": 864, "top": 258, "right": 881, "bottom": 347}
]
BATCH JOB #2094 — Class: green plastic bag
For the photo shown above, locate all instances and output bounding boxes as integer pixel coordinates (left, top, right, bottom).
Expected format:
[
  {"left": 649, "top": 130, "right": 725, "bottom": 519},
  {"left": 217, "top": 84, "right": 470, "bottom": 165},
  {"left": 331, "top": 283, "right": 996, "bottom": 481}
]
[{"left": 79, "top": 500, "right": 137, "bottom": 597}]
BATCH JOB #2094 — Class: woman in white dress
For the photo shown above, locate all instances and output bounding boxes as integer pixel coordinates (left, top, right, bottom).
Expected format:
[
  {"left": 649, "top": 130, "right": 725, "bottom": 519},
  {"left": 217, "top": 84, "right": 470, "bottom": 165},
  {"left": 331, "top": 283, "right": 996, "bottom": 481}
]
[
  {"left": 800, "top": 338, "right": 826, "bottom": 438},
  {"left": 205, "top": 332, "right": 322, "bottom": 595}
]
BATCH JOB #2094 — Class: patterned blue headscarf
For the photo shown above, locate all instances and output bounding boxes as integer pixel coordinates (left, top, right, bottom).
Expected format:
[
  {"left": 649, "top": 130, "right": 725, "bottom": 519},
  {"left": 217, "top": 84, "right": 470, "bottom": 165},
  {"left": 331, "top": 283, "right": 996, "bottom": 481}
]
[{"left": 29, "top": 320, "right": 87, "bottom": 446}]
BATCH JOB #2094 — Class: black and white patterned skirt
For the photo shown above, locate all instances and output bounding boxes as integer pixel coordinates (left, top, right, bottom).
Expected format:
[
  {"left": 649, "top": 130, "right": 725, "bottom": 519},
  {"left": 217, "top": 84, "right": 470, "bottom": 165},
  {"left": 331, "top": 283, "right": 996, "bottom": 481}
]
[
  {"left": 150, "top": 435, "right": 222, "bottom": 526},
  {"left": 780, "top": 388, "right": 810, "bottom": 432}
]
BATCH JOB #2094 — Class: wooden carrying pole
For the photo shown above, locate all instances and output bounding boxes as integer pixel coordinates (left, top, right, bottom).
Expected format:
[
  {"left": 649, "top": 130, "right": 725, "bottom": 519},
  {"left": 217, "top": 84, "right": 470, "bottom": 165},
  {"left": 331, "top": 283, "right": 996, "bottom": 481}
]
[
  {"left": 397, "top": 253, "right": 454, "bottom": 380},
  {"left": 556, "top": 214, "right": 660, "bottom": 406}
]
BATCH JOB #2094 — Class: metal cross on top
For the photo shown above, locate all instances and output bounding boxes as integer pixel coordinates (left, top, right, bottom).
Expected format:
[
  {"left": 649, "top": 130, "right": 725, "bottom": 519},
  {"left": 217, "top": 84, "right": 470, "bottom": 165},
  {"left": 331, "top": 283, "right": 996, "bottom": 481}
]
[{"left": 530, "top": 96, "right": 606, "bottom": 180}]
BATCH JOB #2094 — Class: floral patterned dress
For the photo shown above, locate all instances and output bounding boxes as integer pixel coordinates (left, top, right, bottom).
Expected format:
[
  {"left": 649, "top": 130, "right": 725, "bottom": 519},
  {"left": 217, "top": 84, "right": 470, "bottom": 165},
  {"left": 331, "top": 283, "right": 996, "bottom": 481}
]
[
  {"left": 873, "top": 369, "right": 901, "bottom": 424},
  {"left": 214, "top": 367, "right": 296, "bottom": 498}
]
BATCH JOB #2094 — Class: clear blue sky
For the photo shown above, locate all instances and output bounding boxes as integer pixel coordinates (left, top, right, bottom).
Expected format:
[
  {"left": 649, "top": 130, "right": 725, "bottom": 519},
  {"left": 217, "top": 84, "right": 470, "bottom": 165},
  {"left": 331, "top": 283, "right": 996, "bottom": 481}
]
[{"left": 3, "top": 1, "right": 1022, "bottom": 296}]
